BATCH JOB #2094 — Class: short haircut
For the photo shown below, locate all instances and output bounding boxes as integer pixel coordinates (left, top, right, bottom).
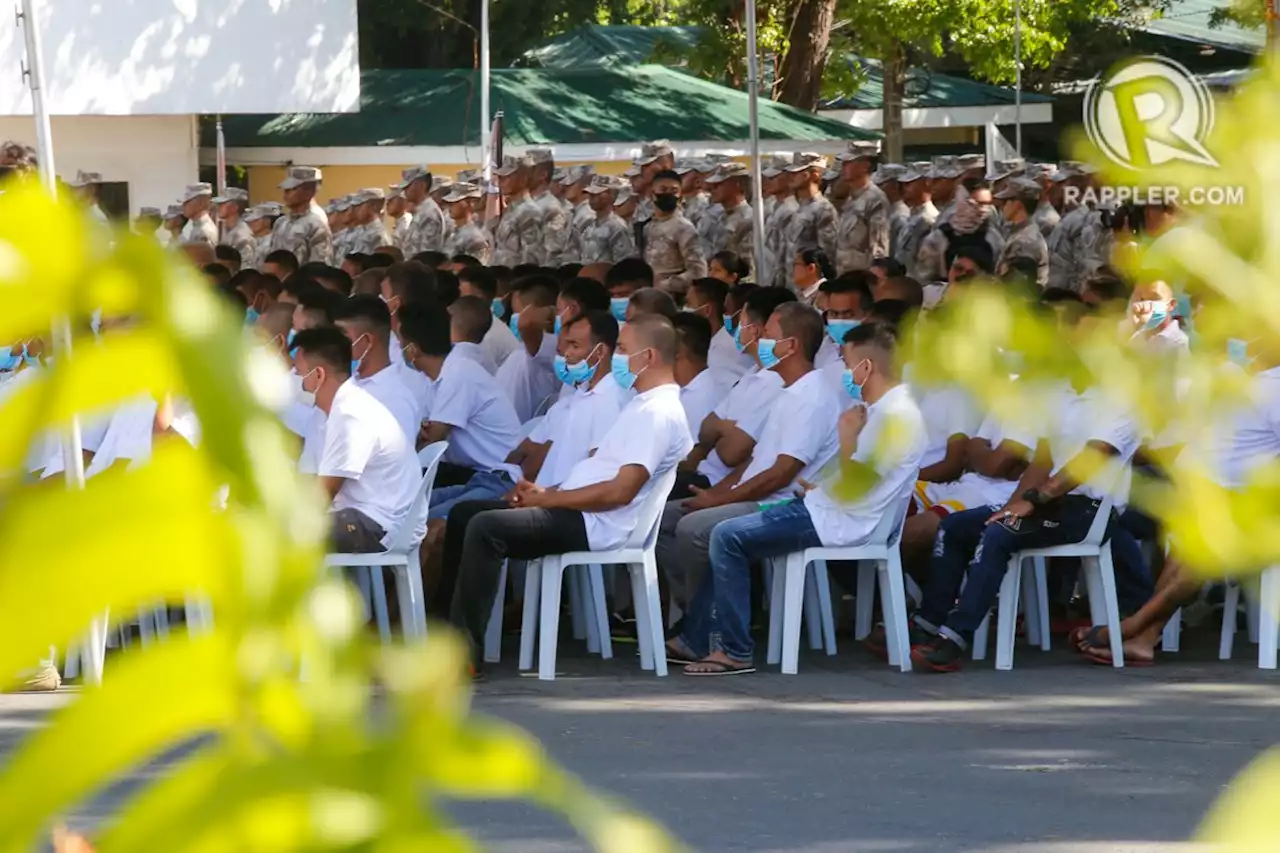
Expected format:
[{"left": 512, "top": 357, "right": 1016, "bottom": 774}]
[
  {"left": 842, "top": 321, "right": 899, "bottom": 377},
  {"left": 344, "top": 252, "right": 371, "bottom": 271},
  {"left": 1040, "top": 287, "right": 1085, "bottom": 305},
  {"left": 822, "top": 271, "right": 875, "bottom": 312},
  {"left": 280, "top": 274, "right": 323, "bottom": 302},
  {"left": 297, "top": 286, "right": 342, "bottom": 326},
  {"left": 396, "top": 300, "right": 453, "bottom": 358},
  {"left": 870, "top": 256, "right": 905, "bottom": 278},
  {"left": 672, "top": 312, "right": 713, "bottom": 362},
  {"left": 214, "top": 244, "right": 242, "bottom": 269},
  {"left": 353, "top": 268, "right": 385, "bottom": 296},
  {"left": 512, "top": 274, "right": 559, "bottom": 308},
  {"left": 773, "top": 302, "right": 824, "bottom": 363},
  {"left": 219, "top": 282, "right": 247, "bottom": 309},
  {"left": 298, "top": 262, "right": 332, "bottom": 280},
  {"left": 260, "top": 302, "right": 294, "bottom": 339},
  {"left": 627, "top": 313, "right": 678, "bottom": 364},
  {"left": 458, "top": 265, "right": 498, "bottom": 299},
  {"left": 605, "top": 257, "right": 654, "bottom": 290},
  {"left": 882, "top": 276, "right": 924, "bottom": 308},
  {"left": 1001, "top": 256, "right": 1041, "bottom": 289},
  {"left": 230, "top": 269, "right": 279, "bottom": 299},
  {"left": 334, "top": 293, "right": 393, "bottom": 339},
  {"left": 797, "top": 246, "right": 836, "bottom": 281},
  {"left": 367, "top": 252, "right": 396, "bottom": 269},
  {"left": 435, "top": 269, "right": 461, "bottom": 306},
  {"left": 557, "top": 262, "right": 584, "bottom": 281},
  {"left": 565, "top": 310, "right": 620, "bottom": 351},
  {"left": 411, "top": 250, "right": 448, "bottom": 269},
  {"left": 868, "top": 299, "right": 912, "bottom": 331},
  {"left": 628, "top": 287, "right": 678, "bottom": 321},
  {"left": 264, "top": 249, "right": 299, "bottom": 275},
  {"left": 726, "top": 281, "right": 759, "bottom": 311},
  {"left": 291, "top": 326, "right": 352, "bottom": 378},
  {"left": 315, "top": 265, "right": 353, "bottom": 296},
  {"left": 384, "top": 261, "right": 438, "bottom": 306},
  {"left": 742, "top": 286, "right": 797, "bottom": 327},
  {"left": 710, "top": 251, "right": 750, "bottom": 283},
  {"left": 451, "top": 253, "right": 481, "bottom": 267},
  {"left": 1083, "top": 270, "right": 1130, "bottom": 304},
  {"left": 560, "top": 276, "right": 611, "bottom": 312},
  {"left": 510, "top": 263, "right": 541, "bottom": 280},
  {"left": 651, "top": 169, "right": 681, "bottom": 186},
  {"left": 689, "top": 277, "right": 729, "bottom": 313},
  {"left": 376, "top": 246, "right": 404, "bottom": 262},
  {"left": 203, "top": 263, "right": 232, "bottom": 285},
  {"left": 951, "top": 243, "right": 995, "bottom": 274},
  {"left": 449, "top": 295, "right": 493, "bottom": 344}
]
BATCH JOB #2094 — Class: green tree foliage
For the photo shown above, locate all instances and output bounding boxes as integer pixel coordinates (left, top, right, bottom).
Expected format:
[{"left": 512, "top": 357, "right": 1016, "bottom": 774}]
[{"left": 0, "top": 182, "right": 682, "bottom": 853}]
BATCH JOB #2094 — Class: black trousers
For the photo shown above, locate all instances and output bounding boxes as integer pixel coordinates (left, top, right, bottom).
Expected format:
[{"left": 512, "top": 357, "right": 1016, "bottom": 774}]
[{"left": 441, "top": 499, "right": 590, "bottom": 655}]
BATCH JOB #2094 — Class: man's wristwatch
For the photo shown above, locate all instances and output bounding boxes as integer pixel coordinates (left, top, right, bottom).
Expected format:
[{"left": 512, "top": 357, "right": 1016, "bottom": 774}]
[{"left": 1022, "top": 488, "right": 1051, "bottom": 508}]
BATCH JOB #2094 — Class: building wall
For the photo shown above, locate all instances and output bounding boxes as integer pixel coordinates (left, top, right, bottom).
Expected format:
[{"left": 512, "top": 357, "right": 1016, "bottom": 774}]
[{"left": 0, "top": 114, "right": 197, "bottom": 213}]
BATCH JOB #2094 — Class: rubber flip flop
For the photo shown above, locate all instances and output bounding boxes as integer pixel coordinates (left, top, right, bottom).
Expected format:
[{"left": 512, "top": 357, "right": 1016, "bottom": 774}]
[
  {"left": 683, "top": 660, "right": 756, "bottom": 677},
  {"left": 1084, "top": 647, "right": 1154, "bottom": 667}
]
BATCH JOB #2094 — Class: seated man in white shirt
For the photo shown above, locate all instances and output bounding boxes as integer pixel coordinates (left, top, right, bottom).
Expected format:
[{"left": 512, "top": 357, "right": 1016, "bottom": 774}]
[
  {"left": 335, "top": 295, "right": 423, "bottom": 444},
  {"left": 398, "top": 301, "right": 522, "bottom": 523},
  {"left": 554, "top": 276, "right": 611, "bottom": 336},
  {"left": 438, "top": 315, "right": 694, "bottom": 673},
  {"left": 496, "top": 275, "right": 561, "bottom": 422},
  {"left": 292, "top": 286, "right": 340, "bottom": 334},
  {"left": 626, "top": 287, "right": 678, "bottom": 323},
  {"left": 605, "top": 257, "right": 655, "bottom": 323},
  {"left": 1125, "top": 279, "right": 1189, "bottom": 356},
  {"left": 680, "top": 287, "right": 797, "bottom": 496},
  {"left": 380, "top": 260, "right": 439, "bottom": 357},
  {"left": 670, "top": 322, "right": 927, "bottom": 675},
  {"left": 459, "top": 265, "right": 519, "bottom": 370},
  {"left": 659, "top": 302, "right": 841, "bottom": 618},
  {"left": 818, "top": 273, "right": 875, "bottom": 395},
  {"left": 292, "top": 327, "right": 421, "bottom": 553},
  {"left": 446, "top": 295, "right": 498, "bottom": 373},
  {"left": 687, "top": 276, "right": 754, "bottom": 379},
  {"left": 672, "top": 312, "right": 731, "bottom": 439}
]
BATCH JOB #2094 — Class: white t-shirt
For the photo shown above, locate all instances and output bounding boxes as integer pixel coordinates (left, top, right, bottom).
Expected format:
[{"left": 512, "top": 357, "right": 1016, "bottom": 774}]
[
  {"left": 820, "top": 358, "right": 856, "bottom": 414},
  {"left": 815, "top": 336, "right": 841, "bottom": 369},
  {"left": 451, "top": 340, "right": 496, "bottom": 375},
  {"left": 482, "top": 315, "right": 522, "bottom": 370},
  {"left": 696, "top": 366, "right": 786, "bottom": 483},
  {"left": 736, "top": 370, "right": 841, "bottom": 503},
  {"left": 708, "top": 327, "right": 753, "bottom": 379},
  {"left": 355, "top": 363, "right": 422, "bottom": 446},
  {"left": 1182, "top": 365, "right": 1280, "bottom": 489},
  {"left": 1049, "top": 385, "right": 1141, "bottom": 502},
  {"left": 558, "top": 382, "right": 694, "bottom": 550},
  {"left": 387, "top": 330, "right": 436, "bottom": 418},
  {"left": 320, "top": 381, "right": 421, "bottom": 546},
  {"left": 804, "top": 384, "right": 927, "bottom": 546},
  {"left": 83, "top": 396, "right": 201, "bottom": 478},
  {"left": 912, "top": 384, "right": 982, "bottom": 469},
  {"left": 947, "top": 408, "right": 1041, "bottom": 508},
  {"left": 430, "top": 347, "right": 522, "bottom": 475},
  {"left": 496, "top": 332, "right": 559, "bottom": 422},
  {"left": 679, "top": 368, "right": 731, "bottom": 439},
  {"left": 530, "top": 374, "right": 627, "bottom": 487}
]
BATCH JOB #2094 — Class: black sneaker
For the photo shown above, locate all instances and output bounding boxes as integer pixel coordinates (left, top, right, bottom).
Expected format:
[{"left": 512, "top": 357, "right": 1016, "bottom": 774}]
[
  {"left": 865, "top": 623, "right": 933, "bottom": 660},
  {"left": 910, "top": 635, "right": 965, "bottom": 673}
]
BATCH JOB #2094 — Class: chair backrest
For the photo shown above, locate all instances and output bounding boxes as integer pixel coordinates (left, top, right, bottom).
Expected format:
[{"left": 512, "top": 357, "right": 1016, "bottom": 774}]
[
  {"left": 393, "top": 441, "right": 449, "bottom": 552},
  {"left": 870, "top": 488, "right": 915, "bottom": 548},
  {"left": 625, "top": 466, "right": 681, "bottom": 552},
  {"left": 517, "top": 415, "right": 544, "bottom": 443},
  {"left": 1079, "top": 486, "right": 1117, "bottom": 547}
]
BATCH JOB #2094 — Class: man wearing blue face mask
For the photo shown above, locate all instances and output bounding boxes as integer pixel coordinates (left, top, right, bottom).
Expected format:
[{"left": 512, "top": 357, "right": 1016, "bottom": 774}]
[
  {"left": 495, "top": 275, "right": 561, "bottom": 422},
  {"left": 687, "top": 277, "right": 753, "bottom": 380},
  {"left": 457, "top": 265, "right": 520, "bottom": 371},
  {"left": 335, "top": 295, "right": 423, "bottom": 446},
  {"left": 816, "top": 273, "right": 875, "bottom": 389},
  {"left": 604, "top": 257, "right": 654, "bottom": 324}
]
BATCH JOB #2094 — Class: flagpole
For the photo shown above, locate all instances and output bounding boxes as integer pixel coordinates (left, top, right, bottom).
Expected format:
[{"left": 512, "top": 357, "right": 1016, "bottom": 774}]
[
  {"left": 215, "top": 114, "right": 227, "bottom": 195},
  {"left": 744, "top": 0, "right": 767, "bottom": 282},
  {"left": 480, "top": 0, "right": 491, "bottom": 186},
  {"left": 1014, "top": 0, "right": 1023, "bottom": 155}
]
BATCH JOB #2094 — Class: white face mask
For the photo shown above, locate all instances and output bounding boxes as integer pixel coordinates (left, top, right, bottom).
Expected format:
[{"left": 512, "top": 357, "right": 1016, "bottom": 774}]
[{"left": 295, "top": 367, "right": 319, "bottom": 408}]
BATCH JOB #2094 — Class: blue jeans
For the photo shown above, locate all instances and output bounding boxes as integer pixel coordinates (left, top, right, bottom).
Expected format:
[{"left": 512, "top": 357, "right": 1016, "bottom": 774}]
[
  {"left": 679, "top": 499, "right": 822, "bottom": 662},
  {"left": 429, "top": 470, "right": 515, "bottom": 521}
]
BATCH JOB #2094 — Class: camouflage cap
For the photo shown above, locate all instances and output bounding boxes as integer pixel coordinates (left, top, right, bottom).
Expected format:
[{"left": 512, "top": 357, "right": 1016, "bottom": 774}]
[
  {"left": 673, "top": 159, "right": 699, "bottom": 176},
  {"left": 456, "top": 168, "right": 480, "bottom": 184},
  {"left": 622, "top": 163, "right": 643, "bottom": 178},
  {"left": 761, "top": 153, "right": 794, "bottom": 179},
  {"left": 443, "top": 183, "right": 483, "bottom": 203},
  {"left": 956, "top": 153, "right": 987, "bottom": 173},
  {"left": 68, "top": 170, "right": 103, "bottom": 187},
  {"left": 355, "top": 187, "right": 387, "bottom": 204},
  {"left": 704, "top": 162, "right": 750, "bottom": 184},
  {"left": 560, "top": 164, "right": 596, "bottom": 185},
  {"left": 259, "top": 201, "right": 285, "bottom": 216},
  {"left": 635, "top": 139, "right": 674, "bottom": 166},
  {"left": 388, "top": 183, "right": 404, "bottom": 198},
  {"left": 1025, "top": 162, "right": 1058, "bottom": 181},
  {"left": 785, "top": 152, "right": 829, "bottom": 173},
  {"left": 584, "top": 174, "right": 629, "bottom": 194},
  {"left": 1050, "top": 161, "right": 1085, "bottom": 182},
  {"left": 137, "top": 206, "right": 162, "bottom": 218},
  {"left": 243, "top": 205, "right": 270, "bottom": 222},
  {"left": 494, "top": 153, "right": 534, "bottom": 177},
  {"left": 211, "top": 186, "right": 249, "bottom": 205},
  {"left": 871, "top": 163, "right": 907, "bottom": 184},
  {"left": 163, "top": 204, "right": 185, "bottom": 221},
  {"left": 278, "top": 166, "right": 322, "bottom": 189},
  {"left": 400, "top": 166, "right": 431, "bottom": 186},
  {"left": 551, "top": 167, "right": 568, "bottom": 184},
  {"left": 527, "top": 147, "right": 555, "bottom": 166},
  {"left": 993, "top": 176, "right": 1043, "bottom": 200},
  {"left": 429, "top": 175, "right": 454, "bottom": 194},
  {"left": 835, "top": 140, "right": 882, "bottom": 162},
  {"left": 180, "top": 182, "right": 214, "bottom": 202},
  {"left": 898, "top": 165, "right": 927, "bottom": 183},
  {"left": 930, "top": 155, "right": 962, "bottom": 180},
  {"left": 613, "top": 187, "right": 636, "bottom": 206},
  {"left": 987, "top": 158, "right": 1026, "bottom": 181}
]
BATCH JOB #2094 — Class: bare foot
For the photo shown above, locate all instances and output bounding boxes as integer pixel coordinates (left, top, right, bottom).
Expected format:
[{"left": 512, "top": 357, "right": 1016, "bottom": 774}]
[
  {"left": 664, "top": 637, "right": 699, "bottom": 664},
  {"left": 683, "top": 650, "right": 755, "bottom": 676}
]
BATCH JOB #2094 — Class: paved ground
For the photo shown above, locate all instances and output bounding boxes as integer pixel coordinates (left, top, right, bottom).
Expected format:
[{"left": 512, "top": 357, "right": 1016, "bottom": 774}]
[{"left": 3, "top": 632, "right": 1276, "bottom": 852}]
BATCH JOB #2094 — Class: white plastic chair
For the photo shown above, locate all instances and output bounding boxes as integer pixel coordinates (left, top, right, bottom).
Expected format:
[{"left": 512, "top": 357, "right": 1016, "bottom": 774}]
[
  {"left": 971, "top": 557, "right": 1050, "bottom": 661},
  {"left": 767, "top": 492, "right": 914, "bottom": 674},
  {"left": 1214, "top": 575, "right": 1280, "bottom": 668},
  {"left": 520, "top": 467, "right": 679, "bottom": 681},
  {"left": 324, "top": 441, "right": 448, "bottom": 641},
  {"left": 985, "top": 492, "right": 1121, "bottom": 670}
]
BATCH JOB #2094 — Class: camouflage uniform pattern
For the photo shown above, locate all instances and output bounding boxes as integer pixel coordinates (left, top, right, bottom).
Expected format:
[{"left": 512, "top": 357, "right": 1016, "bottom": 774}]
[
  {"left": 997, "top": 218, "right": 1050, "bottom": 287},
  {"left": 351, "top": 218, "right": 390, "bottom": 255},
  {"left": 444, "top": 222, "right": 493, "bottom": 265},
  {"left": 532, "top": 189, "right": 569, "bottom": 267},
  {"left": 182, "top": 213, "right": 219, "bottom": 247},
  {"left": 763, "top": 196, "right": 799, "bottom": 289},
  {"left": 576, "top": 212, "right": 637, "bottom": 265},
  {"left": 254, "top": 234, "right": 273, "bottom": 267},
  {"left": 1046, "top": 205, "right": 1091, "bottom": 292},
  {"left": 888, "top": 199, "right": 910, "bottom": 259},
  {"left": 392, "top": 212, "right": 414, "bottom": 249},
  {"left": 644, "top": 213, "right": 707, "bottom": 295},
  {"left": 896, "top": 200, "right": 938, "bottom": 280},
  {"left": 1033, "top": 201, "right": 1060, "bottom": 239},
  {"left": 683, "top": 192, "right": 712, "bottom": 233},
  {"left": 270, "top": 202, "right": 332, "bottom": 264},
  {"left": 785, "top": 195, "right": 839, "bottom": 285},
  {"left": 835, "top": 182, "right": 890, "bottom": 273},
  {"left": 916, "top": 219, "right": 1004, "bottom": 283},
  {"left": 492, "top": 193, "right": 544, "bottom": 267},
  {"left": 403, "top": 197, "right": 448, "bottom": 256},
  {"left": 716, "top": 201, "right": 753, "bottom": 267},
  {"left": 696, "top": 203, "right": 725, "bottom": 256},
  {"left": 220, "top": 220, "right": 256, "bottom": 269}
]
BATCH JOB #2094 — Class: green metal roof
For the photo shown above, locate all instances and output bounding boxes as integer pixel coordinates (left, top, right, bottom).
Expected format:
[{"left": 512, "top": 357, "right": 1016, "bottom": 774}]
[
  {"left": 516, "top": 24, "right": 704, "bottom": 68},
  {"left": 1139, "top": 0, "right": 1264, "bottom": 54},
  {"left": 820, "top": 59, "right": 1052, "bottom": 110},
  {"left": 209, "top": 66, "right": 877, "bottom": 149}
]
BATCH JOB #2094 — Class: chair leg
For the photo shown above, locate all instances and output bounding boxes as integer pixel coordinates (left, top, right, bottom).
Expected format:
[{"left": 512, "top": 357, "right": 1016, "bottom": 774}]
[
  {"left": 762, "top": 559, "right": 774, "bottom": 610},
  {"left": 589, "top": 564, "right": 613, "bottom": 661},
  {"left": 137, "top": 608, "right": 155, "bottom": 648},
  {"left": 371, "top": 569, "right": 392, "bottom": 644},
  {"left": 973, "top": 613, "right": 990, "bottom": 661},
  {"left": 1019, "top": 559, "right": 1040, "bottom": 649},
  {"left": 1258, "top": 566, "right": 1279, "bottom": 670},
  {"left": 400, "top": 561, "right": 427, "bottom": 640},
  {"left": 639, "top": 554, "right": 668, "bottom": 677},
  {"left": 781, "top": 554, "right": 807, "bottom": 675},
  {"left": 1162, "top": 609, "right": 1182, "bottom": 653},
  {"left": 766, "top": 557, "right": 786, "bottom": 666},
  {"left": 815, "top": 561, "right": 837, "bottom": 656},
  {"left": 1034, "top": 556, "right": 1051, "bottom": 651},
  {"left": 1094, "top": 551, "right": 1125, "bottom": 669},
  {"left": 355, "top": 570, "right": 374, "bottom": 625},
  {"left": 538, "top": 558, "right": 564, "bottom": 681},
  {"left": 995, "top": 558, "right": 1022, "bottom": 671},
  {"left": 802, "top": 567, "right": 822, "bottom": 651},
  {"left": 855, "top": 561, "right": 875, "bottom": 640},
  {"left": 567, "top": 568, "right": 587, "bottom": 642},
  {"left": 882, "top": 554, "right": 912, "bottom": 673},
  {"left": 63, "top": 646, "right": 81, "bottom": 680},
  {"left": 580, "top": 567, "right": 602, "bottom": 655},
  {"left": 154, "top": 605, "right": 170, "bottom": 640},
  {"left": 629, "top": 562, "right": 655, "bottom": 672},
  {"left": 484, "top": 560, "right": 508, "bottom": 664},
  {"left": 1246, "top": 588, "right": 1260, "bottom": 645},
  {"left": 85, "top": 610, "right": 109, "bottom": 686},
  {"left": 518, "top": 560, "right": 542, "bottom": 671},
  {"left": 1220, "top": 582, "right": 1240, "bottom": 661}
]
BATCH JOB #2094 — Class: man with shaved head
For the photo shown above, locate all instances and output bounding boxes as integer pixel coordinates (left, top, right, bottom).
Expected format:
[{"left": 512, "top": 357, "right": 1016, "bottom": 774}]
[{"left": 438, "top": 313, "right": 694, "bottom": 677}]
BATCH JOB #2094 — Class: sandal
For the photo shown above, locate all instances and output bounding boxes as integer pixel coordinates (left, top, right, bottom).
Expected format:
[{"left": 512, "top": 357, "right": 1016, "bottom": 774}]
[
  {"left": 1083, "top": 645, "right": 1154, "bottom": 667},
  {"left": 664, "top": 641, "right": 700, "bottom": 666},
  {"left": 1071, "top": 625, "right": 1106, "bottom": 654},
  {"left": 683, "top": 659, "right": 756, "bottom": 677}
]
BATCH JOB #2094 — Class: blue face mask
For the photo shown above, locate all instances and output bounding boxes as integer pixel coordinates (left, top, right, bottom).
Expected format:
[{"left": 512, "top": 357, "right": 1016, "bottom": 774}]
[
  {"left": 21, "top": 343, "right": 39, "bottom": 369},
  {"left": 554, "top": 311, "right": 568, "bottom": 335},
  {"left": 610, "top": 297, "right": 629, "bottom": 323},
  {"left": 723, "top": 314, "right": 736, "bottom": 334},
  {"left": 1227, "top": 338, "right": 1251, "bottom": 367},
  {"left": 508, "top": 311, "right": 522, "bottom": 342},
  {"left": 245, "top": 307, "right": 260, "bottom": 326},
  {"left": 611, "top": 350, "right": 644, "bottom": 390},
  {"left": 841, "top": 368, "right": 863, "bottom": 401},
  {"left": 287, "top": 329, "right": 296, "bottom": 349},
  {"left": 492, "top": 299, "right": 506, "bottom": 320},
  {"left": 1144, "top": 302, "right": 1169, "bottom": 331},
  {"left": 826, "top": 319, "right": 860, "bottom": 346},
  {"left": 0, "top": 347, "right": 20, "bottom": 371},
  {"left": 554, "top": 351, "right": 596, "bottom": 387},
  {"left": 732, "top": 323, "right": 750, "bottom": 353},
  {"left": 757, "top": 338, "right": 786, "bottom": 371}
]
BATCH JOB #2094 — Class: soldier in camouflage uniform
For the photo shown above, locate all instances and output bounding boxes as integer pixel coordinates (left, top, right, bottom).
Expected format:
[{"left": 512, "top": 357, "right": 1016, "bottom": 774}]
[
  {"left": 994, "top": 177, "right": 1049, "bottom": 287},
  {"left": 927, "top": 155, "right": 962, "bottom": 229},
  {"left": 678, "top": 159, "right": 711, "bottom": 232},
  {"left": 327, "top": 197, "right": 353, "bottom": 263},
  {"left": 614, "top": 187, "right": 639, "bottom": 229},
  {"left": 160, "top": 204, "right": 185, "bottom": 247},
  {"left": 429, "top": 176, "right": 456, "bottom": 249},
  {"left": 632, "top": 140, "right": 676, "bottom": 250},
  {"left": 526, "top": 147, "right": 569, "bottom": 266},
  {"left": 873, "top": 163, "right": 910, "bottom": 258},
  {"left": 1046, "top": 162, "right": 1099, "bottom": 292},
  {"left": 833, "top": 141, "right": 890, "bottom": 274},
  {"left": 270, "top": 166, "right": 332, "bottom": 264},
  {"left": 399, "top": 166, "right": 447, "bottom": 256},
  {"left": 1027, "top": 162, "right": 1061, "bottom": 238},
  {"left": 570, "top": 174, "right": 636, "bottom": 265},
  {"left": 491, "top": 153, "right": 544, "bottom": 267},
  {"left": 644, "top": 168, "right": 707, "bottom": 295},
  {"left": 213, "top": 187, "right": 256, "bottom": 270},
  {"left": 760, "top": 154, "right": 798, "bottom": 288},
  {"left": 894, "top": 165, "right": 938, "bottom": 281},
  {"left": 387, "top": 184, "right": 414, "bottom": 250},
  {"left": 245, "top": 204, "right": 279, "bottom": 269},
  {"left": 703, "top": 162, "right": 754, "bottom": 271},
  {"left": 442, "top": 183, "right": 493, "bottom": 264},
  {"left": 784, "top": 153, "right": 839, "bottom": 287},
  {"left": 558, "top": 165, "right": 596, "bottom": 263},
  {"left": 179, "top": 182, "right": 219, "bottom": 246},
  {"left": 133, "top": 206, "right": 163, "bottom": 241},
  {"left": 349, "top": 188, "right": 390, "bottom": 255}
]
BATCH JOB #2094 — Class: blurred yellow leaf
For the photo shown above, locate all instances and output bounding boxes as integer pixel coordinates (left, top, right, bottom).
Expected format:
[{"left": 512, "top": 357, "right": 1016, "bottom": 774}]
[{"left": 1198, "top": 748, "right": 1280, "bottom": 851}]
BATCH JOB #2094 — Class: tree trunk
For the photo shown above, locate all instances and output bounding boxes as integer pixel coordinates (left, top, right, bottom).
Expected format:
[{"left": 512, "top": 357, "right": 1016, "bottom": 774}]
[
  {"left": 882, "top": 41, "right": 906, "bottom": 163},
  {"left": 775, "top": 0, "right": 837, "bottom": 109}
]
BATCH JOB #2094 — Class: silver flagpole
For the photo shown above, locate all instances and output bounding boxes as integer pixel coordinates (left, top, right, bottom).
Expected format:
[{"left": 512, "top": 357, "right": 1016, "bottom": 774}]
[
  {"left": 480, "top": 0, "right": 491, "bottom": 185},
  {"left": 1014, "top": 0, "right": 1023, "bottom": 155},
  {"left": 744, "top": 0, "right": 767, "bottom": 282}
]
